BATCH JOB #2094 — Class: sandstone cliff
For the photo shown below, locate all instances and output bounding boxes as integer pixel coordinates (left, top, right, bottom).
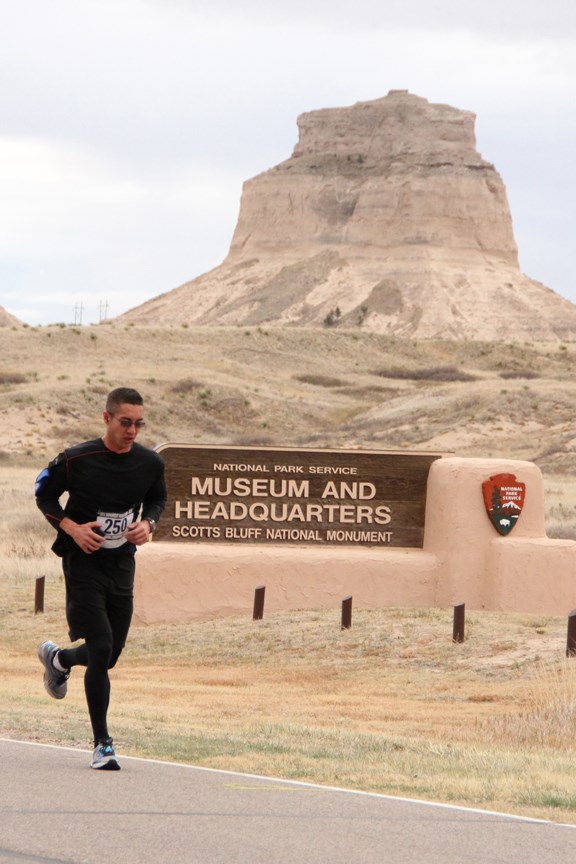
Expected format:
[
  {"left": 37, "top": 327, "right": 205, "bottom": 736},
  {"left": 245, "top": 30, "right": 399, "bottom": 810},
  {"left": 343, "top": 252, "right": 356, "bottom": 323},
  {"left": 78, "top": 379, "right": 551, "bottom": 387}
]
[
  {"left": 120, "top": 91, "right": 576, "bottom": 340},
  {"left": 0, "top": 306, "right": 22, "bottom": 328}
]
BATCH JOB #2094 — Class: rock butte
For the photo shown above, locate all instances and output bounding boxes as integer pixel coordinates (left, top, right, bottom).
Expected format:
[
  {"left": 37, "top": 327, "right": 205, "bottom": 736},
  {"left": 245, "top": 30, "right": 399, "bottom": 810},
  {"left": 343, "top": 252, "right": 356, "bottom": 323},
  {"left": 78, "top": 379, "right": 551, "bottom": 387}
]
[
  {"left": 0, "top": 306, "right": 22, "bottom": 328},
  {"left": 125, "top": 91, "right": 576, "bottom": 339}
]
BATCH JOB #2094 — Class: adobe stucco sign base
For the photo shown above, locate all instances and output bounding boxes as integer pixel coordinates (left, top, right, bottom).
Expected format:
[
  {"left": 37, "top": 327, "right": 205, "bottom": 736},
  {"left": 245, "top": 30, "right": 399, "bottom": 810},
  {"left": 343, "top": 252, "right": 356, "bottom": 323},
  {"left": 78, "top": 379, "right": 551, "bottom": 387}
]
[{"left": 134, "top": 454, "right": 576, "bottom": 625}]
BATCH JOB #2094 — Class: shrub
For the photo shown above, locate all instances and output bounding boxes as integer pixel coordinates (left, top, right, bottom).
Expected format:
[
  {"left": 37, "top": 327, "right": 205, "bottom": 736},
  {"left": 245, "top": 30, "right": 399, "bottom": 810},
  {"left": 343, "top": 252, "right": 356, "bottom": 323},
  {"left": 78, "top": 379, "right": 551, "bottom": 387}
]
[
  {"left": 171, "top": 378, "right": 202, "bottom": 394},
  {"left": 499, "top": 370, "right": 540, "bottom": 380},
  {"left": 323, "top": 307, "right": 342, "bottom": 327},
  {"left": 547, "top": 524, "right": 576, "bottom": 541},
  {"left": 375, "top": 365, "right": 477, "bottom": 382},
  {"left": 0, "top": 371, "right": 28, "bottom": 385},
  {"left": 294, "top": 374, "right": 348, "bottom": 387}
]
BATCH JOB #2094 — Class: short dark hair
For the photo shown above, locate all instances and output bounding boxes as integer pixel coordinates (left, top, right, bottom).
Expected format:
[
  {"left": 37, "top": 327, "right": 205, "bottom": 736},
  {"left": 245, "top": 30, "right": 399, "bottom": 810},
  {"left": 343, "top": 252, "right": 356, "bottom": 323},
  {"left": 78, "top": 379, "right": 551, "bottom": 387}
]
[{"left": 106, "top": 387, "right": 144, "bottom": 413}]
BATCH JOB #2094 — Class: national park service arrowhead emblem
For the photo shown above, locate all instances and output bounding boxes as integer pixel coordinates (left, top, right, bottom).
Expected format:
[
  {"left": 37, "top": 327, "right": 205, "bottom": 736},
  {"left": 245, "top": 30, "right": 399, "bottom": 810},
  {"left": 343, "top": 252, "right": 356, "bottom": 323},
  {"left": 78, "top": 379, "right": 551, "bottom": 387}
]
[{"left": 482, "top": 473, "right": 526, "bottom": 535}]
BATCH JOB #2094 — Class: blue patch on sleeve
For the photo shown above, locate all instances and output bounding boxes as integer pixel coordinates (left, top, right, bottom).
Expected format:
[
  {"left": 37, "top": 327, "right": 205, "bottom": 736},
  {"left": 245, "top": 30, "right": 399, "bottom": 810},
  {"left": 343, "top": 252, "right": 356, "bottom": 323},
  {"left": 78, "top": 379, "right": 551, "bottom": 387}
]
[{"left": 34, "top": 467, "right": 51, "bottom": 496}]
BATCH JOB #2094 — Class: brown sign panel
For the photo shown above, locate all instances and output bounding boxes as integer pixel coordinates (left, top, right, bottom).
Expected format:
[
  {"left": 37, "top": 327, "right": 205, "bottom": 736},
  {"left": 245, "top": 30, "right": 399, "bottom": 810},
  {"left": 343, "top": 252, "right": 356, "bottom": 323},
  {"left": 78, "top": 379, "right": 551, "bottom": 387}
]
[{"left": 155, "top": 444, "right": 443, "bottom": 548}]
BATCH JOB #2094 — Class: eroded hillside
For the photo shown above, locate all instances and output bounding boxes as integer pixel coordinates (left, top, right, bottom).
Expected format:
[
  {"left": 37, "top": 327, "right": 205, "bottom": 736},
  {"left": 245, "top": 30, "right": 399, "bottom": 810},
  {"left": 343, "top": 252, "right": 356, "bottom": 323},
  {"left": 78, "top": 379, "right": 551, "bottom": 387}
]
[{"left": 1, "top": 324, "right": 575, "bottom": 478}]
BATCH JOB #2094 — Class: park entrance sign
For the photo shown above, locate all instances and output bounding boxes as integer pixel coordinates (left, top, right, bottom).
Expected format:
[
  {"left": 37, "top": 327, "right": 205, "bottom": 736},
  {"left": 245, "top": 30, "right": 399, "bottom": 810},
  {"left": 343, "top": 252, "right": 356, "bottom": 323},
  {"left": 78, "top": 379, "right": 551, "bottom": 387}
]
[
  {"left": 136, "top": 456, "right": 576, "bottom": 621},
  {"left": 155, "top": 444, "right": 444, "bottom": 548}
]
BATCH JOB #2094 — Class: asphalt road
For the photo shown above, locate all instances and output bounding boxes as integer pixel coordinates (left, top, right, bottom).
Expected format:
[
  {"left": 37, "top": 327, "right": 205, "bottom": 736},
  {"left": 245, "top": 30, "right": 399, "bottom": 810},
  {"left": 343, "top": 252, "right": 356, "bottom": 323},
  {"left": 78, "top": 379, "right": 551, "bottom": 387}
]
[{"left": 1, "top": 738, "right": 575, "bottom": 864}]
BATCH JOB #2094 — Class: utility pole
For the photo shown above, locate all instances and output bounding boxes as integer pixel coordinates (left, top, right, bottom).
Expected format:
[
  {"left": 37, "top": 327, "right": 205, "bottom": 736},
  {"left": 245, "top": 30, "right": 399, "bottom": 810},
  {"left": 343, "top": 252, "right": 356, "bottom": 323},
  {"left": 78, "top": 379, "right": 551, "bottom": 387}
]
[
  {"left": 98, "top": 300, "right": 110, "bottom": 322},
  {"left": 73, "top": 303, "right": 84, "bottom": 325}
]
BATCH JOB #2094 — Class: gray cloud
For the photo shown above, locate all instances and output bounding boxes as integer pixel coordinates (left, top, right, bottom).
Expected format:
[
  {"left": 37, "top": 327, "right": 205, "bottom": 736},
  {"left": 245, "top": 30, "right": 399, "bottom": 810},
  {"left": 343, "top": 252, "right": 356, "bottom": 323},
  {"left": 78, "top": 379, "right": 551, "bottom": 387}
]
[{"left": 159, "top": 0, "right": 576, "bottom": 38}]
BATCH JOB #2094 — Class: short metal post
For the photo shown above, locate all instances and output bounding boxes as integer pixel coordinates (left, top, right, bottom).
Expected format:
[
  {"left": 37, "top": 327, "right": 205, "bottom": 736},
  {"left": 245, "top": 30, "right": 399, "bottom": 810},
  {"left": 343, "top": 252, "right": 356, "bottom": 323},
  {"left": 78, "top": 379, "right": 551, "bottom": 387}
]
[
  {"left": 34, "top": 576, "right": 45, "bottom": 614},
  {"left": 566, "top": 610, "right": 576, "bottom": 657},
  {"left": 341, "top": 596, "right": 352, "bottom": 630},
  {"left": 452, "top": 602, "right": 465, "bottom": 643},
  {"left": 253, "top": 585, "right": 266, "bottom": 621}
]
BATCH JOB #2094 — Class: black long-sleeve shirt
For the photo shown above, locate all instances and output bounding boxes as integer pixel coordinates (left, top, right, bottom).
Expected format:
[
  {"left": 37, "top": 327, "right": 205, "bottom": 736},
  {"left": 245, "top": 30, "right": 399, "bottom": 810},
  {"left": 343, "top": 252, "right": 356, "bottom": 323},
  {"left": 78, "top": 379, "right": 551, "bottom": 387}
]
[{"left": 35, "top": 438, "right": 167, "bottom": 556}]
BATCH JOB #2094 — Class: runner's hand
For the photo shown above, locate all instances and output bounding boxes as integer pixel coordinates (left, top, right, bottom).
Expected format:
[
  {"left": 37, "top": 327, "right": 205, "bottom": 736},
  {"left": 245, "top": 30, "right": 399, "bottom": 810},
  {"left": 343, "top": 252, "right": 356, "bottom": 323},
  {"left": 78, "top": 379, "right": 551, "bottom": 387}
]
[
  {"left": 60, "top": 519, "right": 105, "bottom": 554},
  {"left": 125, "top": 520, "right": 152, "bottom": 546}
]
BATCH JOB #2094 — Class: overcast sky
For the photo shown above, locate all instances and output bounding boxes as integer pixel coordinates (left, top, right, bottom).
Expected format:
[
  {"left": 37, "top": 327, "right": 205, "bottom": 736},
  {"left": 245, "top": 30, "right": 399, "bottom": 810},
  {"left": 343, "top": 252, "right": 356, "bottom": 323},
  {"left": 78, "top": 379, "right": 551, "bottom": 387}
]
[{"left": 1, "top": 0, "right": 575, "bottom": 325}]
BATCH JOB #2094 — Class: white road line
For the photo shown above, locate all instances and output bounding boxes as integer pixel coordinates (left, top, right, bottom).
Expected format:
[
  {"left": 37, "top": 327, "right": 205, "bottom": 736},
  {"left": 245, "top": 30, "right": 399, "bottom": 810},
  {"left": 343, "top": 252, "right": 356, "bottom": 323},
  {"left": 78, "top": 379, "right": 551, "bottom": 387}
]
[{"left": 1, "top": 736, "right": 574, "bottom": 828}]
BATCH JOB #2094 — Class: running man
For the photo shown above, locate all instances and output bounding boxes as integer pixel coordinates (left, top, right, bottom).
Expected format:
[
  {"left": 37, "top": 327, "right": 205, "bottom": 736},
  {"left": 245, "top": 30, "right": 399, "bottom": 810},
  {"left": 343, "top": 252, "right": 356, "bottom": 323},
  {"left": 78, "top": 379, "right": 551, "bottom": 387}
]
[{"left": 35, "top": 387, "right": 166, "bottom": 770}]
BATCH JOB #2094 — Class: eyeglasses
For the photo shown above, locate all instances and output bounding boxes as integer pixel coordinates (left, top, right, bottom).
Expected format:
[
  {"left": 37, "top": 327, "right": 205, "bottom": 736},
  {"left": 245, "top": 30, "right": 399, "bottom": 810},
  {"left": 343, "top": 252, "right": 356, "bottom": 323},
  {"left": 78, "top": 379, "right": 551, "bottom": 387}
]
[{"left": 112, "top": 416, "right": 146, "bottom": 429}]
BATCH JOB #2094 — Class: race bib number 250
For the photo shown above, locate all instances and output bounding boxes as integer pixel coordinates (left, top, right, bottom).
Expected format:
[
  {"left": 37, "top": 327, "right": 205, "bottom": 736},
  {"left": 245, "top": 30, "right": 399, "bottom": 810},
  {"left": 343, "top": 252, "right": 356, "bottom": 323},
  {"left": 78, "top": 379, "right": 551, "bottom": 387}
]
[{"left": 96, "top": 509, "right": 135, "bottom": 549}]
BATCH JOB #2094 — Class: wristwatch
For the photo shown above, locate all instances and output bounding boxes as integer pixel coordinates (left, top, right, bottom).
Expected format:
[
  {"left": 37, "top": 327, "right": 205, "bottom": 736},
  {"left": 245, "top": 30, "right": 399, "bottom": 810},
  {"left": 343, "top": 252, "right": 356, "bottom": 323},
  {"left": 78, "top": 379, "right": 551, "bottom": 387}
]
[{"left": 144, "top": 518, "right": 157, "bottom": 534}]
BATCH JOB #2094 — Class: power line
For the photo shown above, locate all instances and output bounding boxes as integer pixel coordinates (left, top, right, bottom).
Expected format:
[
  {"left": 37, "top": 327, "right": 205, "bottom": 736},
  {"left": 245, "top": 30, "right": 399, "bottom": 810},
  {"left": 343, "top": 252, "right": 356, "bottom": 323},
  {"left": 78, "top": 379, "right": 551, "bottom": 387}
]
[{"left": 98, "top": 300, "right": 110, "bottom": 322}]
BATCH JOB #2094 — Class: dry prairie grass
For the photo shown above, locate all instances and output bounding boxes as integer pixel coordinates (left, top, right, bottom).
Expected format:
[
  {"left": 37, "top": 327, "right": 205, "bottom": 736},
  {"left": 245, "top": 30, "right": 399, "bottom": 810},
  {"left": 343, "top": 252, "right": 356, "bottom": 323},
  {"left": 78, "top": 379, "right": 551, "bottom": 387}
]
[{"left": 2, "top": 575, "right": 576, "bottom": 823}]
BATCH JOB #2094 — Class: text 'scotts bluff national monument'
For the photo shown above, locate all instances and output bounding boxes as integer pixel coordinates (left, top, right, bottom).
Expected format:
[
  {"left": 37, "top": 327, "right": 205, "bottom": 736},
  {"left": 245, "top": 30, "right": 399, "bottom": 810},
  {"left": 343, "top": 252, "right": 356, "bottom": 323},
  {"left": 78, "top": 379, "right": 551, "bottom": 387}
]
[{"left": 119, "top": 90, "right": 576, "bottom": 341}]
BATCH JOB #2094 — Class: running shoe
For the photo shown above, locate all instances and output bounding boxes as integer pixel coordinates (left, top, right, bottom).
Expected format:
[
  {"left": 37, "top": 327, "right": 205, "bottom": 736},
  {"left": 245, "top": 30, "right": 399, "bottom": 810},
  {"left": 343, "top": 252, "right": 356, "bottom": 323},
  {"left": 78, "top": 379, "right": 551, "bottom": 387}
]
[
  {"left": 37, "top": 640, "right": 69, "bottom": 700},
  {"left": 91, "top": 738, "right": 121, "bottom": 771}
]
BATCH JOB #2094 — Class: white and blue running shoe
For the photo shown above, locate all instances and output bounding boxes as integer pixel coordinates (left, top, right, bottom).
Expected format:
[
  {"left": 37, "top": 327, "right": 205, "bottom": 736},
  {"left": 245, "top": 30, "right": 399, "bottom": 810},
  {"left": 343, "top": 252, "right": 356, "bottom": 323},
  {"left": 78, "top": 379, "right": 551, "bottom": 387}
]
[{"left": 91, "top": 738, "right": 121, "bottom": 771}]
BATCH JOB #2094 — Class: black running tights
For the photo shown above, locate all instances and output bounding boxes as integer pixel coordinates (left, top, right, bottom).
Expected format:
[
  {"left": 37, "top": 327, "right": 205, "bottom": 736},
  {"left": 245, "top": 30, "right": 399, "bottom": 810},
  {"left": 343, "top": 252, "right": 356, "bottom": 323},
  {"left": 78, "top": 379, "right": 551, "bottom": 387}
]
[{"left": 59, "top": 628, "right": 129, "bottom": 745}]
